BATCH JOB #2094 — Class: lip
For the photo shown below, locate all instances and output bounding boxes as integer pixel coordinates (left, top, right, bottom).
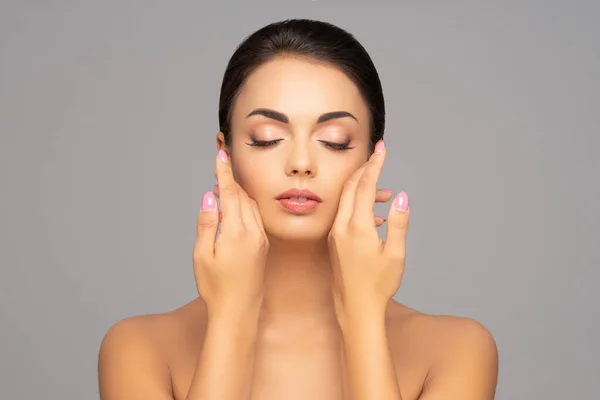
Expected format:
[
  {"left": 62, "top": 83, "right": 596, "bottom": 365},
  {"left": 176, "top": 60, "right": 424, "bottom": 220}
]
[
  {"left": 275, "top": 188, "right": 322, "bottom": 214},
  {"left": 275, "top": 188, "right": 323, "bottom": 202}
]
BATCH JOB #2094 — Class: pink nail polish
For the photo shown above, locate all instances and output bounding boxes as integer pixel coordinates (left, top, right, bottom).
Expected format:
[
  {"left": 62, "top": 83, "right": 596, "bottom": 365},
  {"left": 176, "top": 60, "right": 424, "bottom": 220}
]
[
  {"left": 202, "top": 192, "right": 216, "bottom": 210},
  {"left": 381, "top": 189, "right": 392, "bottom": 193},
  {"left": 394, "top": 192, "right": 409, "bottom": 211},
  {"left": 213, "top": 184, "right": 219, "bottom": 190},
  {"left": 374, "top": 140, "right": 385, "bottom": 153},
  {"left": 218, "top": 149, "right": 228, "bottom": 163}
]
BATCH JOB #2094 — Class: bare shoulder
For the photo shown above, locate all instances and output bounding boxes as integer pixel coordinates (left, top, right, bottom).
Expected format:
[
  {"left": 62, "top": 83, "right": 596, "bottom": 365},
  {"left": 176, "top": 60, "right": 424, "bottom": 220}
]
[
  {"left": 99, "top": 298, "right": 207, "bottom": 354},
  {"left": 386, "top": 301, "right": 499, "bottom": 399},
  {"left": 387, "top": 300, "right": 497, "bottom": 352},
  {"left": 98, "top": 299, "right": 206, "bottom": 399}
]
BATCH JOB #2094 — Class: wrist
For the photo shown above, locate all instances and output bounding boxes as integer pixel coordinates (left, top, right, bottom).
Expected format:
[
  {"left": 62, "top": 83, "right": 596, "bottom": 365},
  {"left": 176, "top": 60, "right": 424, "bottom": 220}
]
[
  {"left": 206, "top": 296, "right": 263, "bottom": 324},
  {"left": 334, "top": 296, "right": 386, "bottom": 325}
]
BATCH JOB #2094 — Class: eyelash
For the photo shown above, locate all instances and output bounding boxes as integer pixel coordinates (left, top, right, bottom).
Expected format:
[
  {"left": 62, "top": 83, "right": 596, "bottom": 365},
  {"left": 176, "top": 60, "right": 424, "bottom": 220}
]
[
  {"left": 247, "top": 139, "right": 282, "bottom": 147},
  {"left": 323, "top": 140, "right": 354, "bottom": 151},
  {"left": 246, "top": 138, "right": 354, "bottom": 151}
]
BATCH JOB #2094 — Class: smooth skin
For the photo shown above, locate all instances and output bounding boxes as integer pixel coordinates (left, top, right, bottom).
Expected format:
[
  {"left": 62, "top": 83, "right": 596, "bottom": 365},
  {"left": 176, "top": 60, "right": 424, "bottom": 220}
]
[{"left": 98, "top": 56, "right": 498, "bottom": 400}]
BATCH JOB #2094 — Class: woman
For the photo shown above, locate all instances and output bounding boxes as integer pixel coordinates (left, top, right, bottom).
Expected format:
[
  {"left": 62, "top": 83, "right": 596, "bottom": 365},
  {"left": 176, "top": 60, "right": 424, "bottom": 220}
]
[{"left": 98, "top": 19, "right": 498, "bottom": 400}]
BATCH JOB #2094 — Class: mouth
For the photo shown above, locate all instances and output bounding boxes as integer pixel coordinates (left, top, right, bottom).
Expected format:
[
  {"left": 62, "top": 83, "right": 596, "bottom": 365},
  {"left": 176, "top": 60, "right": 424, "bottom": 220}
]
[{"left": 275, "top": 188, "right": 322, "bottom": 214}]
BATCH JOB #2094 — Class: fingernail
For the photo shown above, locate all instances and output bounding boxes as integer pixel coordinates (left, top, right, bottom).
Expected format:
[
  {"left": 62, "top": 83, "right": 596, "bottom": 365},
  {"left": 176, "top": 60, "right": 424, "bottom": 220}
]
[
  {"left": 394, "top": 192, "right": 409, "bottom": 211},
  {"left": 380, "top": 189, "right": 392, "bottom": 193},
  {"left": 374, "top": 140, "right": 385, "bottom": 153},
  {"left": 213, "top": 183, "right": 219, "bottom": 191},
  {"left": 202, "top": 191, "right": 216, "bottom": 211},
  {"left": 218, "top": 149, "right": 228, "bottom": 163}
]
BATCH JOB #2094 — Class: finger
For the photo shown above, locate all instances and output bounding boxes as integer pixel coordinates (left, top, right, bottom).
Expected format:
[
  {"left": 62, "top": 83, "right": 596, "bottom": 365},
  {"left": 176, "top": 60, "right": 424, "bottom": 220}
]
[
  {"left": 238, "top": 190, "right": 258, "bottom": 231},
  {"left": 194, "top": 191, "right": 219, "bottom": 259},
  {"left": 214, "top": 150, "right": 243, "bottom": 232},
  {"left": 213, "top": 184, "right": 220, "bottom": 199},
  {"left": 375, "top": 189, "right": 393, "bottom": 203},
  {"left": 384, "top": 192, "right": 409, "bottom": 260},
  {"left": 235, "top": 187, "right": 265, "bottom": 233},
  {"left": 335, "top": 163, "right": 369, "bottom": 225},
  {"left": 336, "top": 160, "right": 389, "bottom": 226},
  {"left": 352, "top": 140, "right": 386, "bottom": 225},
  {"left": 249, "top": 197, "right": 266, "bottom": 233},
  {"left": 375, "top": 216, "right": 387, "bottom": 227}
]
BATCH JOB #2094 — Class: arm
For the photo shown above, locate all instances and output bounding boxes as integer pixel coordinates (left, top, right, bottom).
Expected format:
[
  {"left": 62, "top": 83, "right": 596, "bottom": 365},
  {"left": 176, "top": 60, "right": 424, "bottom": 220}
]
[
  {"left": 98, "top": 304, "right": 262, "bottom": 400},
  {"left": 338, "top": 308, "right": 403, "bottom": 400},
  {"left": 100, "top": 149, "right": 268, "bottom": 399},
  {"left": 328, "top": 140, "right": 406, "bottom": 399},
  {"left": 185, "top": 303, "right": 262, "bottom": 400},
  {"left": 419, "top": 319, "right": 499, "bottom": 400}
]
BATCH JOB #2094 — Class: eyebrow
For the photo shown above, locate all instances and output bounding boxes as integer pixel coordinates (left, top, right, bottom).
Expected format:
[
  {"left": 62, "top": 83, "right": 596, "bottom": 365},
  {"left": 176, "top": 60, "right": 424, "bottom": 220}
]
[{"left": 246, "top": 108, "right": 358, "bottom": 124}]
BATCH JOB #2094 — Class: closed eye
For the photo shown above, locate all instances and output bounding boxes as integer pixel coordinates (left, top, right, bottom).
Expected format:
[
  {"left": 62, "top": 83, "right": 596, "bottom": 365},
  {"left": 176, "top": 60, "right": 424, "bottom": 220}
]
[
  {"left": 246, "top": 138, "right": 283, "bottom": 147},
  {"left": 319, "top": 140, "right": 354, "bottom": 151},
  {"left": 245, "top": 138, "right": 354, "bottom": 151}
]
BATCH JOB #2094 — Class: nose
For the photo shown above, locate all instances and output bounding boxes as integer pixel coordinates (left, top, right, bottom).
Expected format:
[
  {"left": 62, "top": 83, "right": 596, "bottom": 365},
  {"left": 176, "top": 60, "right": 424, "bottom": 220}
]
[{"left": 284, "top": 140, "right": 316, "bottom": 178}]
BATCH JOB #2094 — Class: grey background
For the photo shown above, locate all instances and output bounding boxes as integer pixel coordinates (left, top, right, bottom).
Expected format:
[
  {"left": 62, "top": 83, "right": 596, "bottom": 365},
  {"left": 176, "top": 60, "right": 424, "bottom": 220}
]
[{"left": 1, "top": 1, "right": 598, "bottom": 399}]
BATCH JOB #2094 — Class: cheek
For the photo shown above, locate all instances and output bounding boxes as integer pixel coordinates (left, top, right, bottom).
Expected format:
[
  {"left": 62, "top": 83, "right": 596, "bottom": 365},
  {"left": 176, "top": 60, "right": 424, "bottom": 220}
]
[
  {"left": 322, "top": 159, "right": 365, "bottom": 199},
  {"left": 231, "top": 155, "right": 272, "bottom": 199},
  {"left": 341, "top": 162, "right": 363, "bottom": 182}
]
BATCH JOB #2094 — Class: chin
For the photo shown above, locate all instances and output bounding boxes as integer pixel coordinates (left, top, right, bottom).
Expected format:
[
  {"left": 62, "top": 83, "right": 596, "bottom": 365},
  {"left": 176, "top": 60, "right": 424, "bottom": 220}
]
[{"left": 263, "top": 214, "right": 332, "bottom": 243}]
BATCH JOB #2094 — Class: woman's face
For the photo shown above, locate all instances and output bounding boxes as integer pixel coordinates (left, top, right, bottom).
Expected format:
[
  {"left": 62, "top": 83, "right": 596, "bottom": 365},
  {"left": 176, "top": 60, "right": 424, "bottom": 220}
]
[{"left": 218, "top": 56, "right": 372, "bottom": 241}]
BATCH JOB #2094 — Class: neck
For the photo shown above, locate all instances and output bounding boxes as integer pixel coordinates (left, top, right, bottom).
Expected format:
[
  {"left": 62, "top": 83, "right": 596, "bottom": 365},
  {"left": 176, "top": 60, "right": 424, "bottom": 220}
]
[{"left": 260, "top": 237, "right": 337, "bottom": 324}]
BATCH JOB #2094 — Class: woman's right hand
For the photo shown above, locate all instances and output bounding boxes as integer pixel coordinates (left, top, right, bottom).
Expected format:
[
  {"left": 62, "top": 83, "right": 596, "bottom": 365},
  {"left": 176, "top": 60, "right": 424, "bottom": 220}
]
[{"left": 192, "top": 149, "right": 269, "bottom": 316}]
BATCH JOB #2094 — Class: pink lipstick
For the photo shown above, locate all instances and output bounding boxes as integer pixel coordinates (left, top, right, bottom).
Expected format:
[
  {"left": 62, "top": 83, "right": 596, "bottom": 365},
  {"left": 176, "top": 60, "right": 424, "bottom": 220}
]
[{"left": 275, "top": 188, "right": 322, "bottom": 214}]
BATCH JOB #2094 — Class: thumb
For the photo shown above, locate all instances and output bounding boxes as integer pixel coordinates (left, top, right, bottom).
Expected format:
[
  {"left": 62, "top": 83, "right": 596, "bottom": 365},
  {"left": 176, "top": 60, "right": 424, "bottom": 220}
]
[
  {"left": 194, "top": 191, "right": 219, "bottom": 260},
  {"left": 384, "top": 192, "right": 409, "bottom": 260}
]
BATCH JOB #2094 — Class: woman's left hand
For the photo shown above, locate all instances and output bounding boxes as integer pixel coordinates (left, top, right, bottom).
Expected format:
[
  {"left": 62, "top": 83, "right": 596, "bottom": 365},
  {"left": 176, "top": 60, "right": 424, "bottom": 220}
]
[{"left": 328, "top": 140, "right": 410, "bottom": 321}]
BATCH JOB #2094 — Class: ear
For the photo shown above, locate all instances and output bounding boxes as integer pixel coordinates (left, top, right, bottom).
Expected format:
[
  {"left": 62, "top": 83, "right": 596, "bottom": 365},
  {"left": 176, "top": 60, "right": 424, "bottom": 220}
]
[
  {"left": 215, "top": 131, "right": 236, "bottom": 178},
  {"left": 216, "top": 131, "right": 229, "bottom": 153}
]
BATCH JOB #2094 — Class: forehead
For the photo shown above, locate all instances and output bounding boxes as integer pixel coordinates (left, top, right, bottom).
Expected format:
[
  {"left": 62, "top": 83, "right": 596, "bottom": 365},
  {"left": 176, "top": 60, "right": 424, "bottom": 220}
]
[{"left": 231, "top": 56, "right": 370, "bottom": 126}]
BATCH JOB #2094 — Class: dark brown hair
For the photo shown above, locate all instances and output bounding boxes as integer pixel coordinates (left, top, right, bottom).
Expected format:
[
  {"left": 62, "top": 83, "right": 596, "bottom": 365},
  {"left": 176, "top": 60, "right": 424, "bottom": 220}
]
[{"left": 218, "top": 19, "right": 385, "bottom": 153}]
